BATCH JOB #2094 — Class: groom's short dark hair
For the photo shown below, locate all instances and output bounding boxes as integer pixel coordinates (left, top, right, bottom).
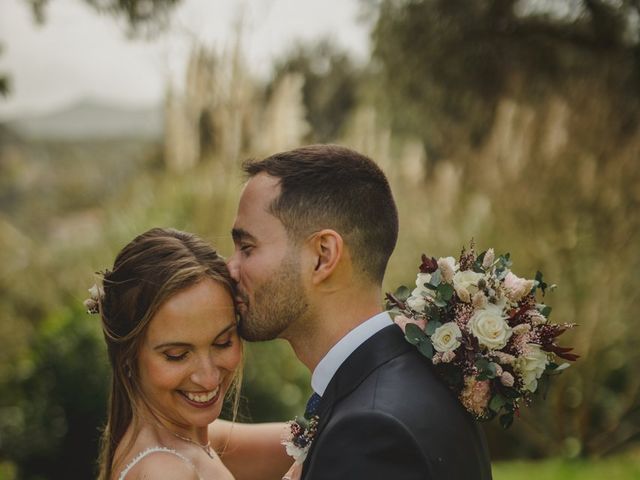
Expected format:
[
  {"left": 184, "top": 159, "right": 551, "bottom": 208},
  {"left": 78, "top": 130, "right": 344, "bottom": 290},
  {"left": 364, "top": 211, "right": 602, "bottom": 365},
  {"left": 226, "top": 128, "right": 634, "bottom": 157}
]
[{"left": 243, "top": 144, "right": 398, "bottom": 283}]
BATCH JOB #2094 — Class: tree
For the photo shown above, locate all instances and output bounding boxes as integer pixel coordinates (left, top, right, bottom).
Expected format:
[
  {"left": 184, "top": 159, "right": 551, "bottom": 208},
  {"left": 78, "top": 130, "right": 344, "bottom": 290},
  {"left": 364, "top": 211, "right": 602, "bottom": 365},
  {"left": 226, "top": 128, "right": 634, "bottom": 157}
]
[
  {"left": 25, "top": 0, "right": 182, "bottom": 37},
  {"left": 269, "top": 39, "right": 363, "bottom": 143},
  {"left": 369, "top": 0, "right": 640, "bottom": 162}
]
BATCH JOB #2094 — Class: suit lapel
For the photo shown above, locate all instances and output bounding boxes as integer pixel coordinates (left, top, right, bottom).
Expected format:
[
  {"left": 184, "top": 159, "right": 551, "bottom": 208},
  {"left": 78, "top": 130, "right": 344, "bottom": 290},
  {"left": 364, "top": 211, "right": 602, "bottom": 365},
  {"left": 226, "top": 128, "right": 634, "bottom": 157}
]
[{"left": 303, "top": 324, "right": 411, "bottom": 471}]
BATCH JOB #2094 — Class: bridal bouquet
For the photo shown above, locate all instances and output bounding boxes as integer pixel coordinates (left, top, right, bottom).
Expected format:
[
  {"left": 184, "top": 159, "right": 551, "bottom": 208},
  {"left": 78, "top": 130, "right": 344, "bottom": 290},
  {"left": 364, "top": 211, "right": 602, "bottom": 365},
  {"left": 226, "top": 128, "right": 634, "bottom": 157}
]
[{"left": 386, "top": 241, "right": 578, "bottom": 428}]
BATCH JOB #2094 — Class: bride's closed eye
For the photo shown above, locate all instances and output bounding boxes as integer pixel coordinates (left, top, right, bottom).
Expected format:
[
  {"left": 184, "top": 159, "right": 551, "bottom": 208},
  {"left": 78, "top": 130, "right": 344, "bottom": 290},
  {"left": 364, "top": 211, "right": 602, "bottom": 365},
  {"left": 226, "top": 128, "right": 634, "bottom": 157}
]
[
  {"left": 214, "top": 329, "right": 237, "bottom": 349},
  {"left": 163, "top": 350, "right": 189, "bottom": 361}
]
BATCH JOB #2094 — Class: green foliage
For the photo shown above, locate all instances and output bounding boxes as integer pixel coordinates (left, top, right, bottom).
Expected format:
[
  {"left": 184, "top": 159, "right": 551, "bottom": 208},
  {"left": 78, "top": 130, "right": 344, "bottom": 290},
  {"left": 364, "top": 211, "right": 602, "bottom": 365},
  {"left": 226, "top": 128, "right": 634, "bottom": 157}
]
[
  {"left": 270, "top": 39, "right": 363, "bottom": 142},
  {"left": 370, "top": 0, "right": 640, "bottom": 161},
  {"left": 493, "top": 452, "right": 640, "bottom": 480},
  {"left": 25, "top": 0, "right": 182, "bottom": 37},
  {"left": 0, "top": 306, "right": 108, "bottom": 479}
]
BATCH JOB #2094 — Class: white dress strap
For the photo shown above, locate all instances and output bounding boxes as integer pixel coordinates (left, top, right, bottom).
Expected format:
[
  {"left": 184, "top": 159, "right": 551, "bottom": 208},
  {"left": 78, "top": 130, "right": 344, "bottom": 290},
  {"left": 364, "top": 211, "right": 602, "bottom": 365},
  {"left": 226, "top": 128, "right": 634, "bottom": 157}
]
[{"left": 117, "top": 446, "right": 201, "bottom": 480}]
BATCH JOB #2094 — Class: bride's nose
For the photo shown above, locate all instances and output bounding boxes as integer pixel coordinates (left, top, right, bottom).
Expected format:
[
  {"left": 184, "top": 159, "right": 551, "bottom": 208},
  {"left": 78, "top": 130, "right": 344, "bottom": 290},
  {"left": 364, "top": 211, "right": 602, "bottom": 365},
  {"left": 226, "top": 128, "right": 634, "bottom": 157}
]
[{"left": 190, "top": 356, "right": 222, "bottom": 390}]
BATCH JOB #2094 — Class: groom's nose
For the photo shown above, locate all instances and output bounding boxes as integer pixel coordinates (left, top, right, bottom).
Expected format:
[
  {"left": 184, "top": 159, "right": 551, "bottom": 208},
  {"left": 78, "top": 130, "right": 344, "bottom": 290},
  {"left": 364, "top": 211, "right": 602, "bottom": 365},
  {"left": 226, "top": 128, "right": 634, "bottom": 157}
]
[{"left": 226, "top": 253, "right": 240, "bottom": 283}]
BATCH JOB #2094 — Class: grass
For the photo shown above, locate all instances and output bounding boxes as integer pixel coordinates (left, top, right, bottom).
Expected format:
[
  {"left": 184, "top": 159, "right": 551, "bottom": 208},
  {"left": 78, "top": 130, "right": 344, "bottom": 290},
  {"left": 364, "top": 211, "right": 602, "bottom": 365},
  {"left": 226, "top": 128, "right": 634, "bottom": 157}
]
[{"left": 493, "top": 454, "right": 640, "bottom": 480}]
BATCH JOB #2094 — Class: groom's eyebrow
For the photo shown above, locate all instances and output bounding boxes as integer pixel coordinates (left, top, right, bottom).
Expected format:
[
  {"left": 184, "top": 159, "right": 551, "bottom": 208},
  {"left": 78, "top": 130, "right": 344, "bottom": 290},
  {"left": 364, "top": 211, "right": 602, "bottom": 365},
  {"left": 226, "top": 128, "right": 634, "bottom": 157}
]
[{"left": 231, "top": 228, "right": 254, "bottom": 243}]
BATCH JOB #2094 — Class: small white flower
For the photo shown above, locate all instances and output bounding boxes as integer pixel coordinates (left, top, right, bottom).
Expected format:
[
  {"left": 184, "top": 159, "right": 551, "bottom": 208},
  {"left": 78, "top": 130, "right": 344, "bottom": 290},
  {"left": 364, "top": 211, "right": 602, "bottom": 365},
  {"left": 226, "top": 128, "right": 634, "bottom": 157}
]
[
  {"left": 437, "top": 256, "right": 457, "bottom": 283},
  {"left": 431, "top": 322, "right": 462, "bottom": 353},
  {"left": 453, "top": 270, "right": 484, "bottom": 303},
  {"left": 503, "top": 271, "right": 535, "bottom": 302},
  {"left": 512, "top": 323, "right": 532, "bottom": 335},
  {"left": 482, "top": 248, "right": 495, "bottom": 269},
  {"left": 472, "top": 291, "right": 488, "bottom": 309},
  {"left": 528, "top": 310, "right": 548, "bottom": 326},
  {"left": 88, "top": 284, "right": 104, "bottom": 300},
  {"left": 516, "top": 344, "right": 549, "bottom": 392},
  {"left": 469, "top": 304, "right": 512, "bottom": 350},
  {"left": 284, "top": 444, "right": 308, "bottom": 464}
]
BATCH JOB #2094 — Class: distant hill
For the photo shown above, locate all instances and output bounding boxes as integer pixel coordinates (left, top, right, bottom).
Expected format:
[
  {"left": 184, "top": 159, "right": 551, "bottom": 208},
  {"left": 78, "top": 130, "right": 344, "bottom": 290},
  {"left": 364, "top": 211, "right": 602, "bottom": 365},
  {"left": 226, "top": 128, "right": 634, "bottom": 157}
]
[{"left": 6, "top": 99, "right": 163, "bottom": 140}]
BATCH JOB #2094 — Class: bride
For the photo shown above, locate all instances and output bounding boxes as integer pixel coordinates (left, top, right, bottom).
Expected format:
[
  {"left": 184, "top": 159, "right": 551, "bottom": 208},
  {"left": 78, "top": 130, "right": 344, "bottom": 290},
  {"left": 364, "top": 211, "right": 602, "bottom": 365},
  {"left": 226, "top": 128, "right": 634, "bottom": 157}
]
[{"left": 90, "top": 228, "right": 292, "bottom": 479}]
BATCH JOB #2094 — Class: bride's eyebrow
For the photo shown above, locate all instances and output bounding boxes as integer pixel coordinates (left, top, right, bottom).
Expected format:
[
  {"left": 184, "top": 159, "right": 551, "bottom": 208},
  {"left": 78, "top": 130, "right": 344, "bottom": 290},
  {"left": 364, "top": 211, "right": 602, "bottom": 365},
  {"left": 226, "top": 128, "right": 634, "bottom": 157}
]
[
  {"left": 153, "top": 324, "right": 236, "bottom": 350},
  {"left": 153, "top": 341, "right": 192, "bottom": 350},
  {"left": 215, "top": 323, "right": 237, "bottom": 340}
]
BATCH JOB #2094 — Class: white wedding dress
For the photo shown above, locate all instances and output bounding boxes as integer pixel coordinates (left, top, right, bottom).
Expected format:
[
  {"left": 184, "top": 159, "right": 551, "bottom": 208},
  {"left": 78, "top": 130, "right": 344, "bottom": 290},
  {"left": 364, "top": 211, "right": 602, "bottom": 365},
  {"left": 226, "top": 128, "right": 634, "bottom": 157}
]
[{"left": 117, "top": 446, "right": 203, "bottom": 480}]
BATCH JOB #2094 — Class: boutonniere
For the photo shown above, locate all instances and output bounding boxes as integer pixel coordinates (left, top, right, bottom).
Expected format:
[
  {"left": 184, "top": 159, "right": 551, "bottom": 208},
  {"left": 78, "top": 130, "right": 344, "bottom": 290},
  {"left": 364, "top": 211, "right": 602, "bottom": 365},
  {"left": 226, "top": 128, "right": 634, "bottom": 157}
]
[{"left": 281, "top": 415, "right": 319, "bottom": 464}]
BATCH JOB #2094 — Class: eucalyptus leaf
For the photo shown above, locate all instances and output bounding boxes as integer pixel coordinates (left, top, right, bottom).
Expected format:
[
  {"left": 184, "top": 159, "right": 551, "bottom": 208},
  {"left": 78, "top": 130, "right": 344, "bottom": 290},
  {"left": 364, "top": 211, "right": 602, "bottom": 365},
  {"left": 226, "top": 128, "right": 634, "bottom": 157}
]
[
  {"left": 417, "top": 339, "right": 434, "bottom": 359},
  {"left": 473, "top": 251, "right": 487, "bottom": 273},
  {"left": 489, "top": 394, "right": 506, "bottom": 413},
  {"left": 394, "top": 285, "right": 411, "bottom": 301},
  {"left": 501, "top": 387, "right": 521, "bottom": 399},
  {"left": 500, "top": 412, "right": 514, "bottom": 429},
  {"left": 434, "top": 298, "right": 447, "bottom": 308},
  {"left": 428, "top": 269, "right": 442, "bottom": 288},
  {"left": 437, "top": 283, "right": 454, "bottom": 302},
  {"left": 426, "top": 321, "right": 442, "bottom": 336},
  {"left": 404, "top": 322, "right": 427, "bottom": 345},
  {"left": 426, "top": 305, "right": 441, "bottom": 322}
]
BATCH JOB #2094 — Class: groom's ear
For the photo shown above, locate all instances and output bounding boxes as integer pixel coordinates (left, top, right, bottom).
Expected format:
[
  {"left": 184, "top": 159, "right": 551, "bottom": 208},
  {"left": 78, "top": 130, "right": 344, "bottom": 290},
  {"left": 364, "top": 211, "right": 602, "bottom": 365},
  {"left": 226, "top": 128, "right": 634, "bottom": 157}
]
[{"left": 308, "top": 229, "right": 343, "bottom": 286}]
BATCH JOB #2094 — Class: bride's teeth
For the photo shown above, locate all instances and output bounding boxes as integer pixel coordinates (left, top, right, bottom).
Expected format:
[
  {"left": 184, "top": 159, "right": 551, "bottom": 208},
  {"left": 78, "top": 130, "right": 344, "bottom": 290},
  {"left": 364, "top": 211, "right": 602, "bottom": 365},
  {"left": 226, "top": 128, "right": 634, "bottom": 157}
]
[{"left": 185, "top": 387, "right": 219, "bottom": 403}]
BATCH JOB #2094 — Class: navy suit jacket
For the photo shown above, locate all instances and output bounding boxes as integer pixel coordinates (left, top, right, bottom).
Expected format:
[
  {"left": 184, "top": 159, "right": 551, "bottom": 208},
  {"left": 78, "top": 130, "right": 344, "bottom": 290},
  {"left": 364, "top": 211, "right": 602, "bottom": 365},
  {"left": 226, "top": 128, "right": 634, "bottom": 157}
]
[{"left": 301, "top": 325, "right": 493, "bottom": 479}]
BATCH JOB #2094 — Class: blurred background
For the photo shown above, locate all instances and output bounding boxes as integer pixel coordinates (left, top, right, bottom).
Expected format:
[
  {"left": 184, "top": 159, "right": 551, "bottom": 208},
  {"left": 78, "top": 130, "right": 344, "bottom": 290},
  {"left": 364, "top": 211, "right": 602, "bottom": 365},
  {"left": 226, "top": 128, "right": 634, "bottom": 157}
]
[{"left": 1, "top": 0, "right": 639, "bottom": 478}]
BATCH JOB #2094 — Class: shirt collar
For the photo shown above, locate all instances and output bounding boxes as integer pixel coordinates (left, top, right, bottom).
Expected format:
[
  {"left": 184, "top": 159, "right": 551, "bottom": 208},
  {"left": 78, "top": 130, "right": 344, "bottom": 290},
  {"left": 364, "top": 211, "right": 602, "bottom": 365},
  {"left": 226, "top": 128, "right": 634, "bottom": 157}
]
[{"left": 311, "top": 311, "right": 393, "bottom": 396}]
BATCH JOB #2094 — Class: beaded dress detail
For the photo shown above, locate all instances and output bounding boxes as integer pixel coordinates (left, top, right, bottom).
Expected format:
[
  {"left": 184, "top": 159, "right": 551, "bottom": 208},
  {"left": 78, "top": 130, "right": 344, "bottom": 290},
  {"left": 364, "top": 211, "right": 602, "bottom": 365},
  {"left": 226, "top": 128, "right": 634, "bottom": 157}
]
[{"left": 117, "top": 446, "right": 203, "bottom": 480}]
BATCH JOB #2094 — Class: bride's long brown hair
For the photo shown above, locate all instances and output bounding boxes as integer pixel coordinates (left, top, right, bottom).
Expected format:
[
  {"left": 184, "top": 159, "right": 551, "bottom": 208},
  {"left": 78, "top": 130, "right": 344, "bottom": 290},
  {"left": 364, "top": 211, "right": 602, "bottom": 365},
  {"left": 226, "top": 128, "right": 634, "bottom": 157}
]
[{"left": 95, "top": 228, "right": 241, "bottom": 480}]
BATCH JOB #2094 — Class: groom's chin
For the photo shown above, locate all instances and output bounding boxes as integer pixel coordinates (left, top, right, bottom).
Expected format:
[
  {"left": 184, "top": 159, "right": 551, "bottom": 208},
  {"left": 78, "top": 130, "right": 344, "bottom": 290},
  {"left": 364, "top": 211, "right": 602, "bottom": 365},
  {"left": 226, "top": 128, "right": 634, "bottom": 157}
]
[{"left": 237, "top": 317, "right": 281, "bottom": 342}]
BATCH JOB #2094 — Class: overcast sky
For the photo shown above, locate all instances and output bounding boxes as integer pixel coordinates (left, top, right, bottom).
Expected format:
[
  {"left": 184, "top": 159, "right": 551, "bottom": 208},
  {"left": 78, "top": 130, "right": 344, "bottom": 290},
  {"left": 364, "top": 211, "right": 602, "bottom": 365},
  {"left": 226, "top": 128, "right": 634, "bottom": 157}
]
[{"left": 0, "top": 0, "right": 371, "bottom": 120}]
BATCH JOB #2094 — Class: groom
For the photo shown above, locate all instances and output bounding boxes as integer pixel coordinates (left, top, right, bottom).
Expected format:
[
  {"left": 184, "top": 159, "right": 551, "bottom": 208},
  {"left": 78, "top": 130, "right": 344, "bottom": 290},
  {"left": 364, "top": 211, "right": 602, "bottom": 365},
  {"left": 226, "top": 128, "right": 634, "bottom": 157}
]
[{"left": 227, "top": 144, "right": 492, "bottom": 479}]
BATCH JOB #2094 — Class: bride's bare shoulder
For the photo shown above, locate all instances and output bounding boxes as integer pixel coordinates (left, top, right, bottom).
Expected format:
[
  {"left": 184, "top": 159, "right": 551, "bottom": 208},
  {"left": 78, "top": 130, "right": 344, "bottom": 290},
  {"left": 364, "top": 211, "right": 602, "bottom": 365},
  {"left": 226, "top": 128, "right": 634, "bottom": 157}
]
[{"left": 122, "top": 449, "right": 200, "bottom": 480}]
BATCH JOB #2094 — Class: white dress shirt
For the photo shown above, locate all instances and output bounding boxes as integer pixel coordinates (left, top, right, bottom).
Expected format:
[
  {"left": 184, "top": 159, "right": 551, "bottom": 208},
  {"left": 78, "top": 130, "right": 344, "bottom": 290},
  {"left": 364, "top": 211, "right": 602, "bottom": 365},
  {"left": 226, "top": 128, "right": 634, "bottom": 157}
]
[{"left": 311, "top": 311, "right": 393, "bottom": 396}]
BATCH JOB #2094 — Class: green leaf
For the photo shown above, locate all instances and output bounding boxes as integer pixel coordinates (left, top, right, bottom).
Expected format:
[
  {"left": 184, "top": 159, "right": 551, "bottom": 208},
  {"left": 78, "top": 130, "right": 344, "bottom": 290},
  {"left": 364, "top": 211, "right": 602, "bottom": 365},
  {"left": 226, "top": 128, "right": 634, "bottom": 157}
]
[
  {"left": 489, "top": 394, "right": 506, "bottom": 413},
  {"left": 500, "top": 412, "right": 514, "bottom": 429},
  {"left": 434, "top": 298, "right": 447, "bottom": 308},
  {"left": 437, "top": 283, "right": 454, "bottom": 302},
  {"left": 426, "top": 305, "right": 441, "bottom": 322},
  {"left": 417, "top": 339, "right": 434, "bottom": 359},
  {"left": 475, "top": 357, "right": 490, "bottom": 371},
  {"left": 404, "top": 322, "right": 427, "bottom": 345},
  {"left": 394, "top": 285, "right": 411, "bottom": 301},
  {"left": 535, "top": 270, "right": 548, "bottom": 295},
  {"left": 428, "top": 269, "right": 442, "bottom": 288},
  {"left": 473, "top": 251, "right": 487, "bottom": 273},
  {"left": 540, "top": 305, "right": 552, "bottom": 318},
  {"left": 426, "top": 321, "right": 442, "bottom": 336},
  {"left": 501, "top": 387, "right": 521, "bottom": 399}
]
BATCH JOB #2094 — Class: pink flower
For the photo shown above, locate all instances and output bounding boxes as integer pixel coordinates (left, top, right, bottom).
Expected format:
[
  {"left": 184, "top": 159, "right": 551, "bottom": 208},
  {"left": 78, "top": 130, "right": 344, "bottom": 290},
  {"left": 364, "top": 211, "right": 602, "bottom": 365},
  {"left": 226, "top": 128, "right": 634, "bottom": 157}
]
[
  {"left": 503, "top": 272, "right": 535, "bottom": 302},
  {"left": 500, "top": 371, "right": 515, "bottom": 387},
  {"left": 459, "top": 377, "right": 491, "bottom": 418},
  {"left": 394, "top": 314, "right": 427, "bottom": 334}
]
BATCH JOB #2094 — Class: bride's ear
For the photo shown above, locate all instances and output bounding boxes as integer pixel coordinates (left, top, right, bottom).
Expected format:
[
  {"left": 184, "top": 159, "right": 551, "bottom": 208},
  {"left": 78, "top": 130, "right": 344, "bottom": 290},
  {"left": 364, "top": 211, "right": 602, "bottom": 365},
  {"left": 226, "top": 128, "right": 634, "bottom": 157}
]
[{"left": 307, "top": 229, "right": 343, "bottom": 285}]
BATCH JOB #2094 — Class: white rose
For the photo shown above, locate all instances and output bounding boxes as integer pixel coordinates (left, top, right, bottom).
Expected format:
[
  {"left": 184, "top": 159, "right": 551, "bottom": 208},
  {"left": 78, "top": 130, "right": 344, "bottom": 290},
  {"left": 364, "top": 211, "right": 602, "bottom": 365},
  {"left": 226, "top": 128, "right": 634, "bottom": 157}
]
[
  {"left": 437, "top": 256, "right": 457, "bottom": 283},
  {"left": 469, "top": 304, "right": 512, "bottom": 350},
  {"left": 453, "top": 270, "right": 484, "bottom": 303},
  {"left": 431, "top": 322, "right": 462, "bottom": 353},
  {"left": 516, "top": 344, "right": 549, "bottom": 392}
]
